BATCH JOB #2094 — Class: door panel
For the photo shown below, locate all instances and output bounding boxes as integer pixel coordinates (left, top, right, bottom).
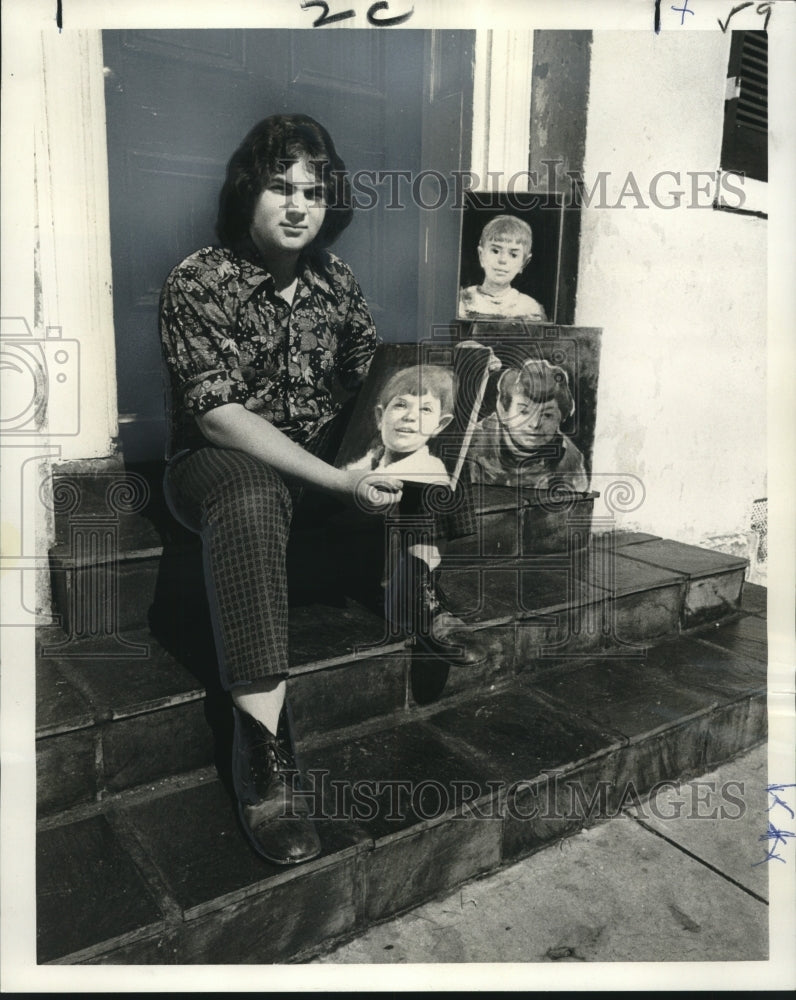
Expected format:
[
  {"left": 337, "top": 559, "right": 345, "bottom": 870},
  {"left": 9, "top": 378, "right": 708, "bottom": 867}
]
[{"left": 417, "top": 30, "right": 474, "bottom": 338}]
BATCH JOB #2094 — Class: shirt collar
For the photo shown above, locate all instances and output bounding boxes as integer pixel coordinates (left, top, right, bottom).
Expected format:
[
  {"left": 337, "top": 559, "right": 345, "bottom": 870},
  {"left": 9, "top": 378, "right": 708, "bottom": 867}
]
[{"left": 232, "top": 239, "right": 332, "bottom": 300}]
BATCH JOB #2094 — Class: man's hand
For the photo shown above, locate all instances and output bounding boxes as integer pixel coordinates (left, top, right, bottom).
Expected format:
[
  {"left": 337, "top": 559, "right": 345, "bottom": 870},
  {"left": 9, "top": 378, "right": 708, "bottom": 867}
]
[{"left": 335, "top": 467, "right": 403, "bottom": 514}]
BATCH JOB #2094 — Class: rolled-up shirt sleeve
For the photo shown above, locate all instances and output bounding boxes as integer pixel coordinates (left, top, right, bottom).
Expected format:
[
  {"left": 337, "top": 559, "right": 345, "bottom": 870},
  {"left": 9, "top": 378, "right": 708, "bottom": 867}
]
[{"left": 160, "top": 263, "right": 250, "bottom": 418}]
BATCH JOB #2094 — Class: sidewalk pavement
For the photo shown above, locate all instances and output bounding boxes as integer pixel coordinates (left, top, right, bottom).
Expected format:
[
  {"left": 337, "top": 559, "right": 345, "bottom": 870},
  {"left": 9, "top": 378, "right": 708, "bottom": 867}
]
[{"left": 314, "top": 744, "right": 781, "bottom": 966}]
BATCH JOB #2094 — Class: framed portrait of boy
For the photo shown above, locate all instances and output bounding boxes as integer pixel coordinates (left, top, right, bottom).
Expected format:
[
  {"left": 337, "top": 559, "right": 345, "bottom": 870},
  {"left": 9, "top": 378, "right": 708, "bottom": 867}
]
[
  {"left": 334, "top": 342, "right": 495, "bottom": 494},
  {"left": 456, "top": 190, "right": 581, "bottom": 326},
  {"left": 454, "top": 325, "right": 603, "bottom": 494}
]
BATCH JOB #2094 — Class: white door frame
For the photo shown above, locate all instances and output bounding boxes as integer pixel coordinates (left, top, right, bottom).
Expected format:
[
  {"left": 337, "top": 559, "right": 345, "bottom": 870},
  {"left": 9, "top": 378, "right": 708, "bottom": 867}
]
[
  {"left": 34, "top": 29, "right": 119, "bottom": 464},
  {"left": 470, "top": 29, "right": 535, "bottom": 189}
]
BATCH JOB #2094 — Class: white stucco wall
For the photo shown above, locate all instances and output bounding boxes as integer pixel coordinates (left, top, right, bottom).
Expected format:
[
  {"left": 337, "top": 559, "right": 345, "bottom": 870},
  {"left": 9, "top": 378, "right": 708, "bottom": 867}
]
[{"left": 577, "top": 32, "right": 767, "bottom": 560}]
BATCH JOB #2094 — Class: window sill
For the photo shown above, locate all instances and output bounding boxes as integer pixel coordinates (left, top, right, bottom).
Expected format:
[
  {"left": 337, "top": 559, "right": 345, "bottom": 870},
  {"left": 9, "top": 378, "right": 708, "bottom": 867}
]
[{"left": 713, "top": 170, "right": 767, "bottom": 219}]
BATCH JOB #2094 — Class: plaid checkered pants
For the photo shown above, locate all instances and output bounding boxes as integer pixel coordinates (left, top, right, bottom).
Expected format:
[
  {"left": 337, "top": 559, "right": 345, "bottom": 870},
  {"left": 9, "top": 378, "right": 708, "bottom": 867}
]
[
  {"left": 164, "top": 446, "right": 299, "bottom": 688},
  {"left": 164, "top": 441, "right": 476, "bottom": 690}
]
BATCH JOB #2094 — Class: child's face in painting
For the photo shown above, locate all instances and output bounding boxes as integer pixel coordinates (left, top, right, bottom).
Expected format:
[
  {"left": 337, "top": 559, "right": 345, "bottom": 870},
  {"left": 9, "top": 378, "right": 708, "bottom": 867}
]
[
  {"left": 376, "top": 393, "right": 452, "bottom": 455},
  {"left": 501, "top": 393, "right": 562, "bottom": 449},
  {"left": 477, "top": 238, "right": 530, "bottom": 289}
]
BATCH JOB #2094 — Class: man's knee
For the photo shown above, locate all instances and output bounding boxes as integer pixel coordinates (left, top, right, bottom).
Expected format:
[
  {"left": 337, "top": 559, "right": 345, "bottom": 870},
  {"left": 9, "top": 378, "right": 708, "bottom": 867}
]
[{"left": 204, "top": 453, "right": 293, "bottom": 526}]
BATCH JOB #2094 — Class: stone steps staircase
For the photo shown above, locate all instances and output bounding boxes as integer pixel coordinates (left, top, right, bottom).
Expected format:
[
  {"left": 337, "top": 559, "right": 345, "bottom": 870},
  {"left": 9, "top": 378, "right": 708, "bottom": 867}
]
[{"left": 36, "top": 466, "right": 766, "bottom": 964}]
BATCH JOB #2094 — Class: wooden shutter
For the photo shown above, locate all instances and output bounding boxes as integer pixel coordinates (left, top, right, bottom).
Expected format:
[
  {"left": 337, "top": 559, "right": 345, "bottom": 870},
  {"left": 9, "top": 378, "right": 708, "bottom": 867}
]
[{"left": 720, "top": 30, "right": 767, "bottom": 183}]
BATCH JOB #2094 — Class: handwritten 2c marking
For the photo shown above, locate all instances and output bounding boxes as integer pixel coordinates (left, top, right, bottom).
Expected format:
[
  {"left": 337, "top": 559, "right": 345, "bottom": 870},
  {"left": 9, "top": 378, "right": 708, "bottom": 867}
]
[
  {"left": 301, "top": 0, "right": 414, "bottom": 27},
  {"left": 300, "top": 1, "right": 355, "bottom": 26},
  {"left": 366, "top": 1, "right": 415, "bottom": 26}
]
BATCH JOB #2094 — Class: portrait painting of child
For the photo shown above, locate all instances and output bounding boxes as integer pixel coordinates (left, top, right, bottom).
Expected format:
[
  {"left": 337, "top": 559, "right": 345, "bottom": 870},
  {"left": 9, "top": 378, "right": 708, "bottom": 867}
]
[
  {"left": 335, "top": 342, "right": 495, "bottom": 491},
  {"left": 456, "top": 192, "right": 578, "bottom": 325},
  {"left": 458, "top": 215, "right": 547, "bottom": 321},
  {"left": 344, "top": 365, "right": 455, "bottom": 485},
  {"left": 467, "top": 357, "right": 589, "bottom": 491}
]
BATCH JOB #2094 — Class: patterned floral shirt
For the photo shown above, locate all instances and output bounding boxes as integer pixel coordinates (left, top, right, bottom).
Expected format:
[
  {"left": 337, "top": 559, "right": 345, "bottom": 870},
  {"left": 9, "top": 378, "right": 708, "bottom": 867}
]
[{"left": 159, "top": 244, "right": 379, "bottom": 457}]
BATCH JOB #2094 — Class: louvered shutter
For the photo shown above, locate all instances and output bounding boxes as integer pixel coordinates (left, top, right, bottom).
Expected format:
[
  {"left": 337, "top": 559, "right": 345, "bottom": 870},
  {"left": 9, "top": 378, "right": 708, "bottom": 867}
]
[{"left": 720, "top": 31, "right": 767, "bottom": 183}]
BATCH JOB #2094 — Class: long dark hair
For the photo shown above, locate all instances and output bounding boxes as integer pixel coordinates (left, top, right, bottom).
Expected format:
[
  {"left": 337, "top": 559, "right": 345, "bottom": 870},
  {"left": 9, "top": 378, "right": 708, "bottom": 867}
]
[{"left": 216, "top": 113, "right": 353, "bottom": 254}]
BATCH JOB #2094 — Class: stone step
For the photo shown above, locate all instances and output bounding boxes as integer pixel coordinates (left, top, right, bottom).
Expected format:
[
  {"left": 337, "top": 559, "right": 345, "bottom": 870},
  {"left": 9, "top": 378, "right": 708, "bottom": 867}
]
[
  {"left": 47, "top": 464, "right": 192, "bottom": 635},
  {"left": 49, "top": 464, "right": 183, "bottom": 553},
  {"left": 48, "top": 471, "right": 604, "bottom": 566},
  {"left": 36, "top": 540, "right": 755, "bottom": 815},
  {"left": 36, "top": 598, "right": 406, "bottom": 817},
  {"left": 615, "top": 538, "right": 747, "bottom": 628},
  {"left": 46, "top": 466, "right": 744, "bottom": 642},
  {"left": 48, "top": 519, "right": 374, "bottom": 635},
  {"left": 36, "top": 603, "right": 767, "bottom": 965}
]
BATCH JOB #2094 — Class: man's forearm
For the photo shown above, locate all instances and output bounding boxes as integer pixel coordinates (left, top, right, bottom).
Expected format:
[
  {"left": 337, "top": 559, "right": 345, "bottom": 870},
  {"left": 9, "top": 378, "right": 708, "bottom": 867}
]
[{"left": 196, "top": 403, "right": 347, "bottom": 494}]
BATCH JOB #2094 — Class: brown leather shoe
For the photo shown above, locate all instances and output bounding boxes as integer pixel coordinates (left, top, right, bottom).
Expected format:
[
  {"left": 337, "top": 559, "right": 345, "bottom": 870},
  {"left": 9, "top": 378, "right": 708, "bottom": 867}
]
[
  {"left": 231, "top": 706, "right": 321, "bottom": 865},
  {"left": 412, "top": 605, "right": 485, "bottom": 666}
]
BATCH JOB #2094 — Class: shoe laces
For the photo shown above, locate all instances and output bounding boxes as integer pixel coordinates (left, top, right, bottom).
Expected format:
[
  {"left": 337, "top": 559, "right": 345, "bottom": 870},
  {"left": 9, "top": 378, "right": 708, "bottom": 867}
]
[
  {"left": 258, "top": 734, "right": 296, "bottom": 777},
  {"left": 244, "top": 720, "right": 297, "bottom": 779},
  {"left": 420, "top": 578, "right": 442, "bottom": 614}
]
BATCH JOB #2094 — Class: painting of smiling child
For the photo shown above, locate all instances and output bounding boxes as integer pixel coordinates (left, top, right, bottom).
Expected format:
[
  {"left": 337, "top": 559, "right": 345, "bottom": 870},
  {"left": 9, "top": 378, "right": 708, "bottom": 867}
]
[{"left": 343, "top": 365, "right": 455, "bottom": 485}]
